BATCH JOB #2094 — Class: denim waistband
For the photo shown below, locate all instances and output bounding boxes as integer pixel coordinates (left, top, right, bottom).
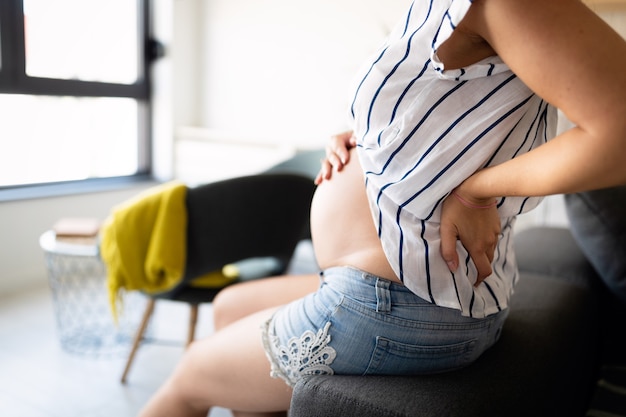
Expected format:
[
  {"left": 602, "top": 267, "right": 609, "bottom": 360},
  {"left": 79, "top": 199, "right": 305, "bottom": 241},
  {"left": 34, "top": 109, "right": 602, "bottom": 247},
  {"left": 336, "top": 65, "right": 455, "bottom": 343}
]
[
  {"left": 319, "top": 266, "right": 503, "bottom": 327},
  {"left": 321, "top": 266, "right": 431, "bottom": 312}
]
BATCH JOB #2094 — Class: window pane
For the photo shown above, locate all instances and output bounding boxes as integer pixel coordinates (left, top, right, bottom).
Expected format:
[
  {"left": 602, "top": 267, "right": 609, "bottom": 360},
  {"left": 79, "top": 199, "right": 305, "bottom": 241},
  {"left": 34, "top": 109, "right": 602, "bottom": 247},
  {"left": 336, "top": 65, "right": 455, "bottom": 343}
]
[
  {"left": 23, "top": 0, "right": 139, "bottom": 84},
  {"left": 0, "top": 95, "right": 139, "bottom": 187}
]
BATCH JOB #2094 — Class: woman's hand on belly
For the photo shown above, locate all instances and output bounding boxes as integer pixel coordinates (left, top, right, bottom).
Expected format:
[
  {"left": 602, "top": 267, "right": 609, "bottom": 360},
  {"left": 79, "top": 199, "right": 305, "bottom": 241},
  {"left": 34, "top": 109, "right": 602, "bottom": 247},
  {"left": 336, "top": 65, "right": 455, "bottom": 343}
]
[
  {"left": 310, "top": 147, "right": 399, "bottom": 282},
  {"left": 314, "top": 131, "right": 357, "bottom": 185}
]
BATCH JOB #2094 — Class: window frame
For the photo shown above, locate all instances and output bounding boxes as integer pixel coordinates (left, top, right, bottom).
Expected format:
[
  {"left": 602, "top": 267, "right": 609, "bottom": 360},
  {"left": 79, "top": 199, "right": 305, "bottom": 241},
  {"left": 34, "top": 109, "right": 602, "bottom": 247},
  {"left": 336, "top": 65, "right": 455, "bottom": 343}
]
[{"left": 0, "top": 0, "right": 154, "bottom": 199}]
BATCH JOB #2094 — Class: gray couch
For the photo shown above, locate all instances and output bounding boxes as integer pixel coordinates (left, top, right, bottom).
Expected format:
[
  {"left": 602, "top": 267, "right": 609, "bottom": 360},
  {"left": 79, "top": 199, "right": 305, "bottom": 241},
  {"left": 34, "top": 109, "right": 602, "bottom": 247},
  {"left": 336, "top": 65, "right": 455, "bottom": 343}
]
[{"left": 290, "top": 186, "right": 626, "bottom": 417}]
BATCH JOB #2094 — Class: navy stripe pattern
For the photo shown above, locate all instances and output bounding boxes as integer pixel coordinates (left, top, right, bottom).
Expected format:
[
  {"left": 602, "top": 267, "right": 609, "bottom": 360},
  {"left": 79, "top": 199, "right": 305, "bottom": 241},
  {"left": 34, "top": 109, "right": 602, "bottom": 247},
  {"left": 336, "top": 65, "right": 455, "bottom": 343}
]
[{"left": 349, "top": 0, "right": 557, "bottom": 317}]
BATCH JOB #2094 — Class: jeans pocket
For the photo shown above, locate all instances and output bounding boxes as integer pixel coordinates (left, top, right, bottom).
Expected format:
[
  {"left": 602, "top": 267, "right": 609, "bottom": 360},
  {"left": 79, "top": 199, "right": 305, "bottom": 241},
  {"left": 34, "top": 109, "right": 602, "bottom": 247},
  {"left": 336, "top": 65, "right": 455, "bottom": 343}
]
[{"left": 364, "top": 336, "right": 477, "bottom": 375}]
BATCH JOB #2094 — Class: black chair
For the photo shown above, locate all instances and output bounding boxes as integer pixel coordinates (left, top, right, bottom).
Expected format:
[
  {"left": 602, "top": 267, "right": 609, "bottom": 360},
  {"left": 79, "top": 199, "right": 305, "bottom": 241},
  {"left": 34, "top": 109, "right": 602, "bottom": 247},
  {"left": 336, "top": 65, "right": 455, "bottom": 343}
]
[{"left": 120, "top": 172, "right": 316, "bottom": 383}]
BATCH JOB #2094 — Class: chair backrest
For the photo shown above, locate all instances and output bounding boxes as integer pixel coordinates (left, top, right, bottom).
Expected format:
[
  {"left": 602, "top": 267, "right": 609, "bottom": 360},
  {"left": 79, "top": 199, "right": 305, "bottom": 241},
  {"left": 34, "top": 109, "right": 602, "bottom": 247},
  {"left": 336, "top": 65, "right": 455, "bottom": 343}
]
[{"left": 182, "top": 173, "right": 316, "bottom": 281}]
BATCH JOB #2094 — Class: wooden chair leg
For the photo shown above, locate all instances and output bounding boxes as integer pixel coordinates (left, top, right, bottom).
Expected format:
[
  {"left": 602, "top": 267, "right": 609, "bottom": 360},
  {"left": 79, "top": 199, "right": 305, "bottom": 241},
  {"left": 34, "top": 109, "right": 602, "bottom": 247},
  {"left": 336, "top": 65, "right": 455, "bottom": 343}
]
[
  {"left": 186, "top": 304, "right": 199, "bottom": 348},
  {"left": 120, "top": 298, "right": 156, "bottom": 384}
]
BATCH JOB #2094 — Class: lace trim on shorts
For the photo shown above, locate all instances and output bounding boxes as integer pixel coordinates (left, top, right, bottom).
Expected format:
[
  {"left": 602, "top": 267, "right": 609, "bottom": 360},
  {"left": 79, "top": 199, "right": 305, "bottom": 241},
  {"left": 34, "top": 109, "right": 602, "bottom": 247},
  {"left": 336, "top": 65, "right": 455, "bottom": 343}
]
[{"left": 261, "top": 319, "right": 336, "bottom": 387}]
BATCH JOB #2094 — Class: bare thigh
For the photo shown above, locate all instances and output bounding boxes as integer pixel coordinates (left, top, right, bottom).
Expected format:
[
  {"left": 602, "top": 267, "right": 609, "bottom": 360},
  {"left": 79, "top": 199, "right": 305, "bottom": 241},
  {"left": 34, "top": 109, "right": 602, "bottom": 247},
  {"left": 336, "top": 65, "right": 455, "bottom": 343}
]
[
  {"left": 213, "top": 274, "right": 320, "bottom": 330},
  {"left": 166, "top": 307, "right": 293, "bottom": 414}
]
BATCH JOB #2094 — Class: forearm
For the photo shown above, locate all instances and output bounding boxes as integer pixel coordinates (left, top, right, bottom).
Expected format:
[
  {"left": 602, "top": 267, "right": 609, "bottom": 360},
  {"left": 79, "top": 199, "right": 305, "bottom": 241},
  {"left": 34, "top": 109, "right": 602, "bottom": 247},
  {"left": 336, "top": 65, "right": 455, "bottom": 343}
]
[{"left": 460, "top": 121, "right": 626, "bottom": 202}]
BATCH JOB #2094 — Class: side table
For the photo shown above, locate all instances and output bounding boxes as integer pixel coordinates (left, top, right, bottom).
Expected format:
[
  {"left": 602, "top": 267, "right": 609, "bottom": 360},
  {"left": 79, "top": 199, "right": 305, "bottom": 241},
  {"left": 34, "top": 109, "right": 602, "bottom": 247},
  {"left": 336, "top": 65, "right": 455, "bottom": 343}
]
[{"left": 39, "top": 230, "right": 147, "bottom": 357}]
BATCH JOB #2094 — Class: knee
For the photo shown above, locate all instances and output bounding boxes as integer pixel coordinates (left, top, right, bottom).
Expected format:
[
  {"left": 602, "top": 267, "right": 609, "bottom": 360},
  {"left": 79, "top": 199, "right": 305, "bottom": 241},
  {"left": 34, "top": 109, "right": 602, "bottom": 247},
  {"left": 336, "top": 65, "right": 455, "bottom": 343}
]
[
  {"left": 212, "top": 285, "right": 246, "bottom": 331},
  {"left": 140, "top": 351, "right": 209, "bottom": 417},
  {"left": 152, "top": 346, "right": 215, "bottom": 416}
]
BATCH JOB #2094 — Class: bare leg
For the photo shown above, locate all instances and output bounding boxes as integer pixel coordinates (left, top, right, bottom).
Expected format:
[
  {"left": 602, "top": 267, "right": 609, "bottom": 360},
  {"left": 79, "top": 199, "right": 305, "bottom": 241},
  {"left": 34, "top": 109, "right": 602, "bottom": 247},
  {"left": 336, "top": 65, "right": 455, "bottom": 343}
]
[
  {"left": 204, "top": 274, "right": 320, "bottom": 417},
  {"left": 139, "top": 308, "right": 292, "bottom": 417},
  {"left": 212, "top": 274, "right": 320, "bottom": 331}
]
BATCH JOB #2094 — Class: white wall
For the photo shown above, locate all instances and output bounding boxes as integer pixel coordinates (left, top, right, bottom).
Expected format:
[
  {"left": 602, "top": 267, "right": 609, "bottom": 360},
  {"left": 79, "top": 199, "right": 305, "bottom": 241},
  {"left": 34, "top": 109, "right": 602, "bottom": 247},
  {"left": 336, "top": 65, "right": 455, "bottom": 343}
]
[
  {"left": 198, "top": 0, "right": 413, "bottom": 146},
  {"left": 171, "top": 0, "right": 414, "bottom": 184}
]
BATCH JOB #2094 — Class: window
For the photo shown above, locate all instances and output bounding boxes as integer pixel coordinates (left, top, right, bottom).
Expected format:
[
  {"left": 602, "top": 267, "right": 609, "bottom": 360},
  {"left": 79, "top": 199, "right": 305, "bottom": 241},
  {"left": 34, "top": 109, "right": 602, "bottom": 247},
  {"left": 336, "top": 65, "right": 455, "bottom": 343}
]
[{"left": 0, "top": 0, "right": 154, "bottom": 193}]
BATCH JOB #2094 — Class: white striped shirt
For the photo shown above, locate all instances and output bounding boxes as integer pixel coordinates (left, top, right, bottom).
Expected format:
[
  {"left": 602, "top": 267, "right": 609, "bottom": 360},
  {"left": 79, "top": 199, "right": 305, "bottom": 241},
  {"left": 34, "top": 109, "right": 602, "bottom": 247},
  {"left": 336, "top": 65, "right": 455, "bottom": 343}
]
[{"left": 350, "top": 0, "right": 557, "bottom": 318}]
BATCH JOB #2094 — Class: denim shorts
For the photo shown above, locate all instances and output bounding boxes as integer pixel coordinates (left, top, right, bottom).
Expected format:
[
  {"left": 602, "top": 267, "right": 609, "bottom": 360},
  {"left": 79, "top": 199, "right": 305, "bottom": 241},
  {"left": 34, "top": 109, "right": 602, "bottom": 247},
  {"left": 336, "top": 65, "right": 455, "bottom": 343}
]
[{"left": 261, "top": 266, "right": 508, "bottom": 387}]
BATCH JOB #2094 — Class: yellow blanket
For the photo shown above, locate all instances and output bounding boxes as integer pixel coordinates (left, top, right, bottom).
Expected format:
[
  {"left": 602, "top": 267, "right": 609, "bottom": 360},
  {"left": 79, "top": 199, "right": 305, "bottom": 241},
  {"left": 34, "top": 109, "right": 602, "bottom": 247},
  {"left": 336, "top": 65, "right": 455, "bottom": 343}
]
[
  {"left": 100, "top": 181, "right": 238, "bottom": 321},
  {"left": 100, "top": 181, "right": 188, "bottom": 319}
]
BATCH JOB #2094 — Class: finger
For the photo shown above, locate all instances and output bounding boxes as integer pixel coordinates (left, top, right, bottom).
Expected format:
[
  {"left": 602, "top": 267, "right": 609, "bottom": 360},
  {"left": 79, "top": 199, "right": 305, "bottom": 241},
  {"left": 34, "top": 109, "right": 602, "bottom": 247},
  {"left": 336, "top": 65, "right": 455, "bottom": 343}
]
[
  {"left": 336, "top": 148, "right": 350, "bottom": 165},
  {"left": 484, "top": 232, "right": 499, "bottom": 264},
  {"left": 329, "top": 131, "right": 354, "bottom": 164},
  {"left": 314, "top": 171, "right": 323, "bottom": 185},
  {"left": 472, "top": 252, "right": 493, "bottom": 286},
  {"left": 317, "top": 159, "right": 332, "bottom": 181},
  {"left": 327, "top": 153, "right": 345, "bottom": 172},
  {"left": 486, "top": 242, "right": 496, "bottom": 264},
  {"left": 326, "top": 146, "right": 348, "bottom": 166},
  {"left": 439, "top": 223, "right": 459, "bottom": 272}
]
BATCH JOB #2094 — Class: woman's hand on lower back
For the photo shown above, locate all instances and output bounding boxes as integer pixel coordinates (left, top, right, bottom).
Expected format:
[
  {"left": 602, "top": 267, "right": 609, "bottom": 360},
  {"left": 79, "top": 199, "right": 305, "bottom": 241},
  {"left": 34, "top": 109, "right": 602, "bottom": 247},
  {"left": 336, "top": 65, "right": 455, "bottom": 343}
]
[{"left": 440, "top": 188, "right": 501, "bottom": 286}]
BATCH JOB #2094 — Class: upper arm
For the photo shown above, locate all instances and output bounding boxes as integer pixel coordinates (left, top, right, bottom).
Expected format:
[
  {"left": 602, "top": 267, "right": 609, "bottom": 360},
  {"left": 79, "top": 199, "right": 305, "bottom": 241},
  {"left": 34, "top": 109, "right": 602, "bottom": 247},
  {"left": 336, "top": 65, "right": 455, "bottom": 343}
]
[{"left": 467, "top": 0, "right": 626, "bottom": 137}]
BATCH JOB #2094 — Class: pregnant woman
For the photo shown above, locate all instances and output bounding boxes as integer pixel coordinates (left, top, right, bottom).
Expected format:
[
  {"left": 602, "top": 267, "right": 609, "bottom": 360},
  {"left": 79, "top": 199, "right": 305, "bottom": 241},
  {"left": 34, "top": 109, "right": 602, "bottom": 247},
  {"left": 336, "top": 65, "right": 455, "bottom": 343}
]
[{"left": 140, "top": 0, "right": 626, "bottom": 415}]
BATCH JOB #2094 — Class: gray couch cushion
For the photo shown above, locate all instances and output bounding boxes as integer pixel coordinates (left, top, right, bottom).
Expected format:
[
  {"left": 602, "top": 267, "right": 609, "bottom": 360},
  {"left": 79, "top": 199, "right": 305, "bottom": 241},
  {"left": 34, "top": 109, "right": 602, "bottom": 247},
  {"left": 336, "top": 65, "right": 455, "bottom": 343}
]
[{"left": 565, "top": 186, "right": 626, "bottom": 303}]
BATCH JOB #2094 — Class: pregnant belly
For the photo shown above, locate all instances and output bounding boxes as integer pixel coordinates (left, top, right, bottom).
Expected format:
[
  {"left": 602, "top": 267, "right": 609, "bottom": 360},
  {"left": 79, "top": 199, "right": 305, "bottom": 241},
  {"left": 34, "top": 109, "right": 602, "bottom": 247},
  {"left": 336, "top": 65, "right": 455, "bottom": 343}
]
[{"left": 309, "top": 151, "right": 399, "bottom": 281}]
